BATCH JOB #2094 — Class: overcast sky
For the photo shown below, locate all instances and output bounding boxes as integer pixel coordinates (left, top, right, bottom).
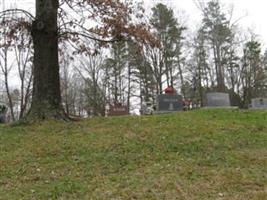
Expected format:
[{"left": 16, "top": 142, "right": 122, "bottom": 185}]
[
  {"left": 1, "top": 0, "right": 267, "bottom": 47},
  {"left": 1, "top": 0, "right": 267, "bottom": 88},
  {"left": 146, "top": 0, "right": 267, "bottom": 48}
]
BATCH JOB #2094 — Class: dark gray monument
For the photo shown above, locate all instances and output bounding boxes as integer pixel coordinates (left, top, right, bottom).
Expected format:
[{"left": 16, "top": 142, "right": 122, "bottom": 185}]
[
  {"left": 251, "top": 98, "right": 267, "bottom": 109},
  {"left": 205, "top": 92, "right": 231, "bottom": 107},
  {"left": 156, "top": 94, "right": 183, "bottom": 112},
  {"left": 0, "top": 105, "right": 7, "bottom": 123},
  {"left": 0, "top": 114, "right": 5, "bottom": 123}
]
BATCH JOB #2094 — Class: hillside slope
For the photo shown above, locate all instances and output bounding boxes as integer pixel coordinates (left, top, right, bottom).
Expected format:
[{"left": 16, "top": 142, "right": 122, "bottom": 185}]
[{"left": 0, "top": 110, "right": 266, "bottom": 199}]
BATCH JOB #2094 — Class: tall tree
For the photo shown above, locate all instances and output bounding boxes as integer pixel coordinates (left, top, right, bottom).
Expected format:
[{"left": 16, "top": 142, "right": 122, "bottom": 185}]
[
  {"left": 148, "top": 3, "right": 186, "bottom": 94},
  {"left": 79, "top": 52, "right": 106, "bottom": 116},
  {"left": 130, "top": 42, "right": 156, "bottom": 105},
  {"left": 0, "top": 21, "right": 16, "bottom": 121},
  {"left": 0, "top": 0, "right": 156, "bottom": 120},
  {"left": 105, "top": 41, "right": 128, "bottom": 105},
  {"left": 189, "top": 28, "right": 209, "bottom": 105},
  {"left": 14, "top": 25, "right": 33, "bottom": 119},
  {"left": 26, "top": 0, "right": 62, "bottom": 119},
  {"left": 201, "top": 0, "right": 232, "bottom": 92},
  {"left": 241, "top": 40, "right": 265, "bottom": 107}
]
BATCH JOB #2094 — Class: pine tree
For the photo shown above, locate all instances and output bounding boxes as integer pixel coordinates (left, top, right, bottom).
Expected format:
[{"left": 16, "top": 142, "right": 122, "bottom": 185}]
[
  {"left": 201, "top": 0, "right": 232, "bottom": 92},
  {"left": 149, "top": 3, "right": 186, "bottom": 94},
  {"left": 241, "top": 40, "right": 266, "bottom": 107}
]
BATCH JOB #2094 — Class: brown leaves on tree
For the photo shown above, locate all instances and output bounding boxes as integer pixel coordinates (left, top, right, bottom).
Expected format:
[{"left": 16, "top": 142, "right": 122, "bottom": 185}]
[
  {"left": 0, "top": 17, "right": 31, "bottom": 49},
  {"left": 60, "top": 0, "right": 159, "bottom": 52},
  {"left": 1, "top": 0, "right": 158, "bottom": 55}
]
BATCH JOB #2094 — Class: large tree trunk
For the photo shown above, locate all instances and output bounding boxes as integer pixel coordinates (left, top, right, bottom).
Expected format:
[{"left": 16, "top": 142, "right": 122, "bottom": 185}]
[{"left": 27, "top": 0, "right": 66, "bottom": 120}]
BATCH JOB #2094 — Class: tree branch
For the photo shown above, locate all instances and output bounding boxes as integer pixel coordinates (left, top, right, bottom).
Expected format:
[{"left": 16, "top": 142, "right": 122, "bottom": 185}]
[
  {"left": 0, "top": 9, "right": 35, "bottom": 21},
  {"left": 59, "top": 31, "right": 127, "bottom": 43}
]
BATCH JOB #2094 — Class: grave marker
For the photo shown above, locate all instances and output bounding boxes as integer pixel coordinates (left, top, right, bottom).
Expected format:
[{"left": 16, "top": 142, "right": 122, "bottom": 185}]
[
  {"left": 205, "top": 92, "right": 231, "bottom": 107},
  {"left": 156, "top": 94, "right": 183, "bottom": 112},
  {"left": 108, "top": 105, "right": 129, "bottom": 116},
  {"left": 0, "top": 105, "right": 7, "bottom": 123},
  {"left": 251, "top": 98, "right": 267, "bottom": 109}
]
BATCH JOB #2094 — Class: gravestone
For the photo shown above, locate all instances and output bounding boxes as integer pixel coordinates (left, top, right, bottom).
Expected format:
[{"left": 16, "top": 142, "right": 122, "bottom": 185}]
[
  {"left": 205, "top": 92, "right": 231, "bottom": 107},
  {"left": 0, "top": 114, "right": 5, "bottom": 123},
  {"left": 156, "top": 94, "right": 183, "bottom": 112},
  {"left": 108, "top": 105, "right": 129, "bottom": 116},
  {"left": 0, "top": 105, "right": 7, "bottom": 123},
  {"left": 251, "top": 98, "right": 267, "bottom": 109}
]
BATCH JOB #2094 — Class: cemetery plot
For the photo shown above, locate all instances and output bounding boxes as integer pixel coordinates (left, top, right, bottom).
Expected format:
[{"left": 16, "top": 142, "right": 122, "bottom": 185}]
[
  {"left": 0, "top": 110, "right": 266, "bottom": 199},
  {"left": 251, "top": 98, "right": 267, "bottom": 109},
  {"left": 108, "top": 105, "right": 129, "bottom": 116},
  {"left": 156, "top": 94, "right": 183, "bottom": 113},
  {"left": 205, "top": 92, "right": 231, "bottom": 107},
  {"left": 0, "top": 105, "right": 7, "bottom": 123}
]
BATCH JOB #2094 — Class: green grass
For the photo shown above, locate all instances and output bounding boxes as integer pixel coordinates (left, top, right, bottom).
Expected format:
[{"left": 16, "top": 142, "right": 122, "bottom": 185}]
[{"left": 0, "top": 109, "right": 266, "bottom": 200}]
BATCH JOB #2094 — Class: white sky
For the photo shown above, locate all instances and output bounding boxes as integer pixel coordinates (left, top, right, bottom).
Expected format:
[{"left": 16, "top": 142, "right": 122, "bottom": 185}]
[
  {"left": 0, "top": 0, "right": 267, "bottom": 91},
  {"left": 2, "top": 0, "right": 267, "bottom": 48},
  {"left": 146, "top": 0, "right": 267, "bottom": 48}
]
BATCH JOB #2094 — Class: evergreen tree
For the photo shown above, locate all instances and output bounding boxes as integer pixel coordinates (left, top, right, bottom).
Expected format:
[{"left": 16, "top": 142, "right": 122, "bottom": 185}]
[
  {"left": 104, "top": 41, "right": 128, "bottom": 105},
  {"left": 149, "top": 3, "right": 186, "bottom": 94},
  {"left": 190, "top": 28, "right": 209, "bottom": 105},
  {"left": 201, "top": 0, "right": 232, "bottom": 92},
  {"left": 241, "top": 40, "right": 265, "bottom": 107}
]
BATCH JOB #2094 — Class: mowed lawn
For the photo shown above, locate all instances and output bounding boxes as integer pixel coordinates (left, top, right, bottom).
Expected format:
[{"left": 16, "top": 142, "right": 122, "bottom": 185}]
[{"left": 0, "top": 110, "right": 266, "bottom": 200}]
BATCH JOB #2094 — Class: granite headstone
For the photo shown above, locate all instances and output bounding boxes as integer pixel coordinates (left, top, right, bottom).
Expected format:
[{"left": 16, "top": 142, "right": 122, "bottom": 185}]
[
  {"left": 0, "top": 105, "right": 7, "bottom": 123},
  {"left": 251, "top": 98, "right": 267, "bottom": 109},
  {"left": 108, "top": 105, "right": 129, "bottom": 116},
  {"left": 157, "top": 94, "right": 183, "bottom": 112},
  {"left": 205, "top": 92, "right": 231, "bottom": 107}
]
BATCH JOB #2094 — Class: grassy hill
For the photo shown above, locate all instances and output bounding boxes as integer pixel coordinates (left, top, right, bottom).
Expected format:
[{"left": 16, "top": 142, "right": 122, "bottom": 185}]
[{"left": 0, "top": 109, "right": 266, "bottom": 199}]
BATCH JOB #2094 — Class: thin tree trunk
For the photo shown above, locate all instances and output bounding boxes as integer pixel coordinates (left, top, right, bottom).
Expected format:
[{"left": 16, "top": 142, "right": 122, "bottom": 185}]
[
  {"left": 177, "top": 58, "right": 185, "bottom": 98},
  {"left": 197, "top": 63, "right": 203, "bottom": 106},
  {"left": 127, "top": 62, "right": 131, "bottom": 112},
  {"left": 2, "top": 49, "right": 15, "bottom": 121},
  {"left": 5, "top": 72, "right": 15, "bottom": 121},
  {"left": 22, "top": 72, "right": 33, "bottom": 118},
  {"left": 214, "top": 44, "right": 225, "bottom": 92}
]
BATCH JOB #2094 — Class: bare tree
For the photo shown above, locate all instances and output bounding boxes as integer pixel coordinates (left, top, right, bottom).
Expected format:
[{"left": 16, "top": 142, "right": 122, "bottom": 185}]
[
  {"left": 14, "top": 29, "right": 33, "bottom": 119},
  {"left": 0, "top": 29, "right": 16, "bottom": 121},
  {"left": 78, "top": 51, "right": 106, "bottom": 116},
  {"left": 0, "top": 0, "right": 157, "bottom": 120}
]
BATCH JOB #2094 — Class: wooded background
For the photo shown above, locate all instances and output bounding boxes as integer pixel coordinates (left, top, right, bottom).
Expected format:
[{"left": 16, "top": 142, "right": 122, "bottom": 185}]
[{"left": 0, "top": 0, "right": 266, "bottom": 121}]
